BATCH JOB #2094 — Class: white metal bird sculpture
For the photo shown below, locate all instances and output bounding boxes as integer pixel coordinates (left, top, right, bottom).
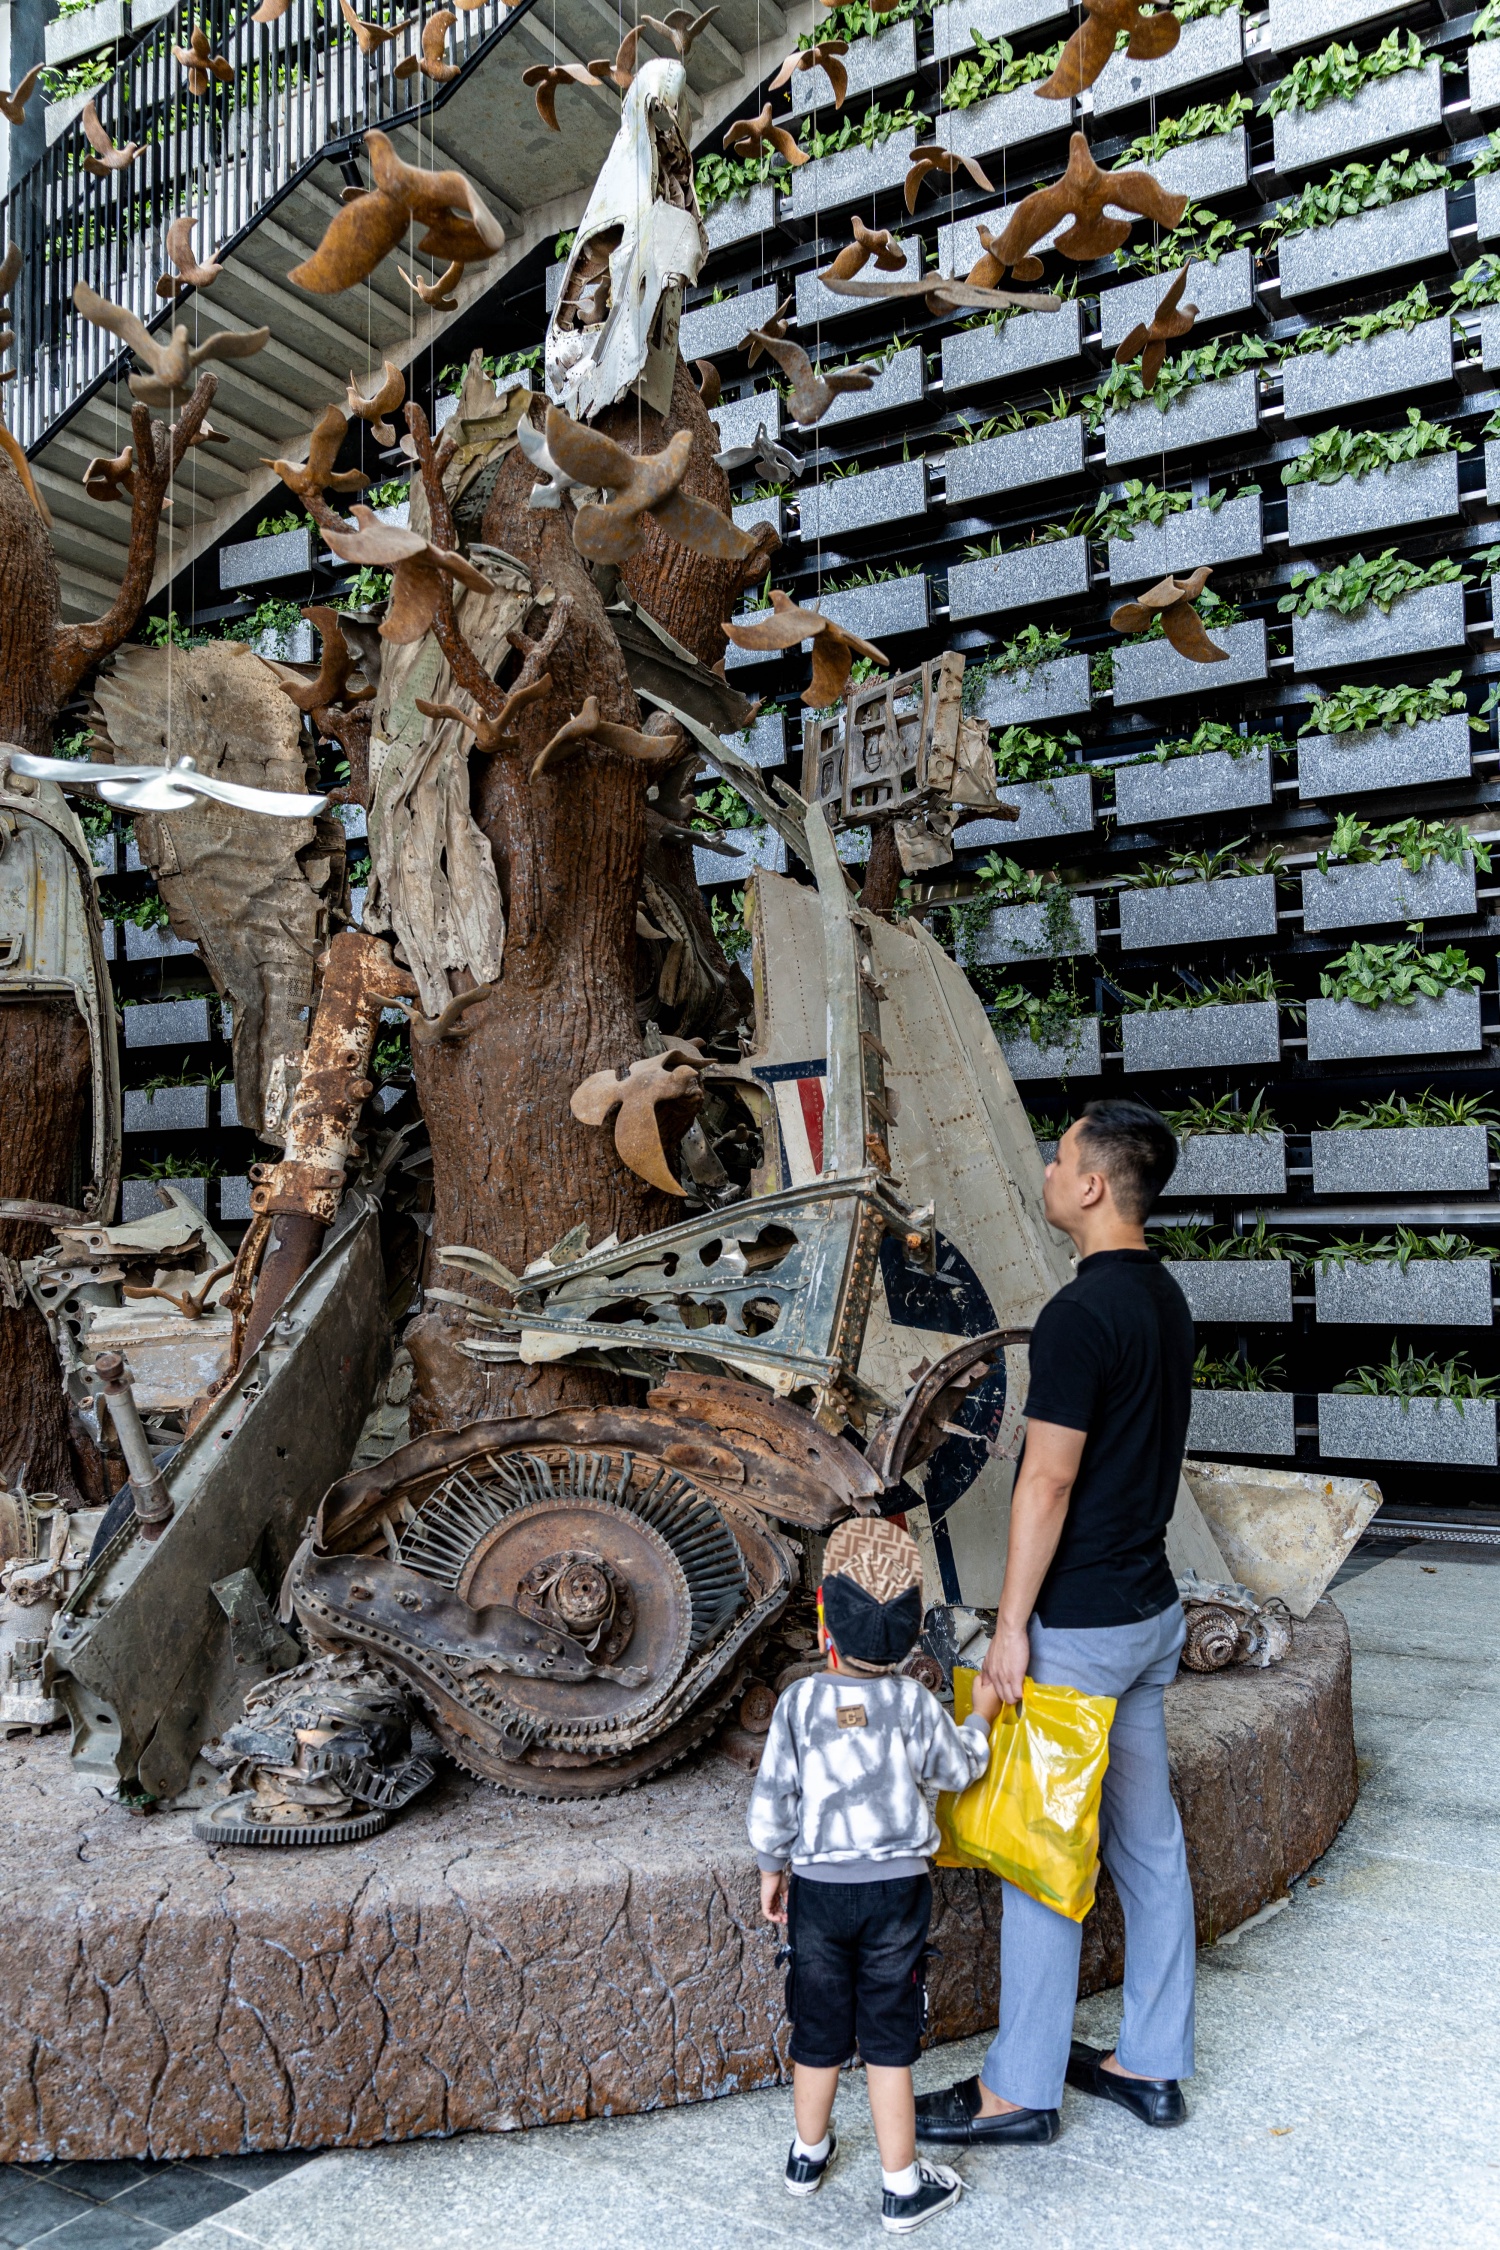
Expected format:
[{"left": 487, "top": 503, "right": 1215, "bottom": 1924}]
[{"left": 8, "top": 751, "right": 329, "bottom": 818}]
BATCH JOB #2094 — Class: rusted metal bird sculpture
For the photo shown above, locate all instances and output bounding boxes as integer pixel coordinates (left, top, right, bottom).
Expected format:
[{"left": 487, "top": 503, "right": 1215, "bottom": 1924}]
[
  {"left": 723, "top": 101, "right": 807, "bottom": 167},
  {"left": 975, "top": 133, "right": 1188, "bottom": 279},
  {"left": 400, "top": 257, "right": 464, "bottom": 308},
  {"left": 288, "top": 131, "right": 504, "bottom": 292},
  {"left": 319, "top": 507, "right": 498, "bottom": 643},
  {"left": 394, "top": 8, "right": 460, "bottom": 82},
  {"left": 81, "top": 98, "right": 144, "bottom": 175},
  {"left": 745, "top": 294, "right": 794, "bottom": 368},
  {"left": 741, "top": 330, "right": 876, "bottom": 427},
  {"left": 72, "top": 283, "right": 269, "bottom": 404},
  {"left": 263, "top": 404, "right": 370, "bottom": 516},
  {"left": 1111, "top": 567, "right": 1228, "bottom": 664},
  {"left": 346, "top": 360, "right": 405, "bottom": 446},
  {"left": 337, "top": 0, "right": 417, "bottom": 53},
  {"left": 172, "top": 26, "right": 235, "bottom": 94},
  {"left": 155, "top": 210, "right": 222, "bottom": 300},
  {"left": 640, "top": 8, "right": 719, "bottom": 59},
  {"left": 1039, "top": 0, "right": 1181, "bottom": 99},
  {"left": 542, "top": 406, "right": 757, "bottom": 567},
  {"left": 768, "top": 38, "right": 848, "bottom": 107},
  {"left": 532, "top": 695, "right": 685, "bottom": 781},
  {"left": 82, "top": 445, "right": 135, "bottom": 504},
  {"left": 0, "top": 65, "right": 41, "bottom": 125},
  {"left": 571, "top": 1043, "right": 708, "bottom": 1198},
  {"left": 823, "top": 215, "right": 907, "bottom": 280},
  {"left": 905, "top": 143, "right": 993, "bottom": 211},
  {"left": 1113, "top": 265, "right": 1197, "bottom": 389},
  {"left": 724, "top": 587, "right": 890, "bottom": 707}
]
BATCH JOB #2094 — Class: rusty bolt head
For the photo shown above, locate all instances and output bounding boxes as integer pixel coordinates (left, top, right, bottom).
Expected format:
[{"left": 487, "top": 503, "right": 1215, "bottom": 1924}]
[
  {"left": 350, "top": 1079, "right": 375, "bottom": 1100},
  {"left": 739, "top": 1681, "right": 777, "bottom": 1734},
  {"left": 93, "top": 1351, "right": 125, "bottom": 1387}
]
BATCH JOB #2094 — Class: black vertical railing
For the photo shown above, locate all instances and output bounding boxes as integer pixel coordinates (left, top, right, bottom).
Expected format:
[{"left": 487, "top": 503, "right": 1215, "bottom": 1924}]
[{"left": 5, "top": 0, "right": 531, "bottom": 452}]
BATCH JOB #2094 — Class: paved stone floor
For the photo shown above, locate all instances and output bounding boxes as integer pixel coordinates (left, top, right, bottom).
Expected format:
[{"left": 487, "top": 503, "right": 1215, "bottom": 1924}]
[{"left": 4, "top": 1542, "right": 1496, "bottom": 2249}]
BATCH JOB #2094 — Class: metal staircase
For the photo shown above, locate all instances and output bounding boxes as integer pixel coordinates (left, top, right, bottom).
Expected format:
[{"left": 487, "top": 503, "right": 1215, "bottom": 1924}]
[{"left": 5, "top": 0, "right": 794, "bottom": 618}]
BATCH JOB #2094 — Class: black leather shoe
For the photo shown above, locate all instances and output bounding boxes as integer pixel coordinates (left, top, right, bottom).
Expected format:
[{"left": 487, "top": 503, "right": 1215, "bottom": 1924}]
[
  {"left": 1065, "top": 2042, "right": 1187, "bottom": 2128},
  {"left": 914, "top": 2076, "right": 1060, "bottom": 2146}
]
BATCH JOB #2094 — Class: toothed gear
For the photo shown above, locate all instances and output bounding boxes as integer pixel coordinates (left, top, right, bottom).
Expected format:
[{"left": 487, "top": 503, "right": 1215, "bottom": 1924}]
[{"left": 194, "top": 1792, "right": 390, "bottom": 1847}]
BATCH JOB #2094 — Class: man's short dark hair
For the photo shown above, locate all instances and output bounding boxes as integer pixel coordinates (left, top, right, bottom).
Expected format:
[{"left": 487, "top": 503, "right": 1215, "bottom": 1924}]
[{"left": 1075, "top": 1099, "right": 1178, "bottom": 1222}]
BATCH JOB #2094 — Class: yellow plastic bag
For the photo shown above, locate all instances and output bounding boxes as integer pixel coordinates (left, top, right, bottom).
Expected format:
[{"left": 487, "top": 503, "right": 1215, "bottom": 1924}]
[{"left": 934, "top": 1668, "right": 1117, "bottom": 1922}]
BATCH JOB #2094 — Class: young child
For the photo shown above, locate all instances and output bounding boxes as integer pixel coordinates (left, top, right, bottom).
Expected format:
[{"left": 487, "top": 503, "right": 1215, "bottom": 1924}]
[{"left": 747, "top": 1516, "right": 1000, "bottom": 2235}]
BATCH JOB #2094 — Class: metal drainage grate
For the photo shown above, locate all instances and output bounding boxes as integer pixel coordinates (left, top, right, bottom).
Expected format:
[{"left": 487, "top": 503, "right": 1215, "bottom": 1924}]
[{"left": 1363, "top": 1522, "right": 1500, "bottom": 1547}]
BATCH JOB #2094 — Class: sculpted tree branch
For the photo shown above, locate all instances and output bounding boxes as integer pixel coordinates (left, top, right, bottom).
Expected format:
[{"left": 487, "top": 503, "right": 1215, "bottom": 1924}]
[
  {"left": 404, "top": 398, "right": 505, "bottom": 715},
  {"left": 51, "top": 373, "right": 218, "bottom": 701}
]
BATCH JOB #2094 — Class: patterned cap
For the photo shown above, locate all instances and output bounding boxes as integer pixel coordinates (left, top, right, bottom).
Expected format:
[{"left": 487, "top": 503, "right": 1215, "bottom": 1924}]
[{"left": 823, "top": 1516, "right": 923, "bottom": 1606}]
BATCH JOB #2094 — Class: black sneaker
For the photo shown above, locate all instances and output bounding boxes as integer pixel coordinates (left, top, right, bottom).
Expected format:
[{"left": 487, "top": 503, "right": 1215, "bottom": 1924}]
[
  {"left": 784, "top": 2130, "right": 837, "bottom": 2196},
  {"left": 881, "top": 2158, "right": 963, "bottom": 2233}
]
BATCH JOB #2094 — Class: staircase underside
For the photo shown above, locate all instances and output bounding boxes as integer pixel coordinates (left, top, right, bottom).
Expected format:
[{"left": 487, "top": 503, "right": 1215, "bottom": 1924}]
[{"left": 34, "top": 0, "right": 797, "bottom": 622}]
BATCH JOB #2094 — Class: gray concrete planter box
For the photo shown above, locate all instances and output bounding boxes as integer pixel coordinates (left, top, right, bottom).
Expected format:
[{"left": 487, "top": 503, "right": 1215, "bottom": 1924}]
[
  {"left": 680, "top": 285, "right": 783, "bottom": 363},
  {"left": 1119, "top": 873, "right": 1278, "bottom": 952},
  {"left": 796, "top": 238, "right": 921, "bottom": 329},
  {"left": 1100, "top": 249, "right": 1257, "bottom": 353},
  {"left": 941, "top": 304, "right": 1086, "bottom": 394},
  {"left": 932, "top": 0, "right": 1071, "bottom": 59},
  {"left": 729, "top": 712, "right": 787, "bottom": 769},
  {"left": 800, "top": 460, "right": 926, "bottom": 544},
  {"left": 1305, "top": 989, "right": 1484, "bottom": 1063},
  {"left": 947, "top": 536, "right": 1091, "bottom": 623},
  {"left": 790, "top": 129, "right": 917, "bottom": 220},
  {"left": 1115, "top": 746, "right": 1273, "bottom": 828},
  {"left": 999, "top": 1017, "right": 1102, "bottom": 1082},
  {"left": 1315, "top": 1259, "right": 1493, "bottom": 1329},
  {"left": 1280, "top": 318, "right": 1453, "bottom": 422},
  {"left": 1269, "top": 0, "right": 1411, "bottom": 51},
  {"left": 710, "top": 390, "right": 783, "bottom": 455},
  {"left": 1277, "top": 189, "right": 1450, "bottom": 301},
  {"left": 1273, "top": 59, "right": 1443, "bottom": 178},
  {"left": 1107, "top": 492, "right": 1263, "bottom": 586},
  {"left": 122, "top": 999, "right": 213, "bottom": 1049},
  {"left": 693, "top": 826, "right": 787, "bottom": 887},
  {"left": 1165, "top": 1131, "right": 1288, "bottom": 1200},
  {"left": 957, "top": 770, "right": 1094, "bottom": 847},
  {"left": 704, "top": 186, "right": 779, "bottom": 254},
  {"left": 123, "top": 1086, "right": 209, "bottom": 1135},
  {"left": 1296, "top": 715, "right": 1474, "bottom": 799},
  {"left": 732, "top": 496, "right": 785, "bottom": 540},
  {"left": 1163, "top": 1261, "right": 1295, "bottom": 1325},
  {"left": 821, "top": 346, "right": 926, "bottom": 433},
  {"left": 1094, "top": 9, "right": 1243, "bottom": 117},
  {"left": 791, "top": 21, "right": 919, "bottom": 113},
  {"left": 1188, "top": 1391, "right": 1297, "bottom": 1456},
  {"left": 1291, "top": 583, "right": 1467, "bottom": 674},
  {"left": 821, "top": 576, "right": 930, "bottom": 643},
  {"left": 947, "top": 418, "right": 1087, "bottom": 506},
  {"left": 91, "top": 831, "right": 116, "bottom": 874},
  {"left": 1486, "top": 439, "right": 1500, "bottom": 509},
  {"left": 974, "top": 655, "right": 1092, "bottom": 727},
  {"left": 124, "top": 921, "right": 196, "bottom": 961},
  {"left": 1471, "top": 38, "right": 1500, "bottom": 118},
  {"left": 1477, "top": 174, "right": 1500, "bottom": 248},
  {"left": 220, "top": 1083, "right": 241, "bottom": 1129},
  {"left": 1141, "top": 127, "right": 1251, "bottom": 205},
  {"left": 1284, "top": 453, "right": 1459, "bottom": 549},
  {"left": 1112, "top": 620, "right": 1268, "bottom": 707},
  {"left": 934, "top": 87, "right": 1074, "bottom": 164},
  {"left": 1317, "top": 1393, "right": 1497, "bottom": 1467},
  {"left": 971, "top": 895, "right": 1097, "bottom": 965},
  {"left": 122, "top": 1179, "right": 206, "bottom": 1222},
  {"left": 1300, "top": 853, "right": 1476, "bottom": 934},
  {"left": 1122, "top": 1001, "right": 1282, "bottom": 1074},
  {"left": 1310, "top": 1123, "right": 1491, "bottom": 1196},
  {"left": 1481, "top": 307, "right": 1500, "bottom": 375},
  {"left": 1103, "top": 372, "right": 1259, "bottom": 468},
  {"left": 219, "top": 1177, "right": 254, "bottom": 1223},
  {"left": 46, "top": 0, "right": 125, "bottom": 64}
]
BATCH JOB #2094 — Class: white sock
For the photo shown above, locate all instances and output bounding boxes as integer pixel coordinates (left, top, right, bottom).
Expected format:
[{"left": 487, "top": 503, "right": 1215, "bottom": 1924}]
[
  {"left": 882, "top": 2163, "right": 919, "bottom": 2197},
  {"left": 793, "top": 2131, "right": 830, "bottom": 2163}
]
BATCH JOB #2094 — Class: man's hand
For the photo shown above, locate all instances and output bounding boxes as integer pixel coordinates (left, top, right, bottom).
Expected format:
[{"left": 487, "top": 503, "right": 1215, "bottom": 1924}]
[
  {"left": 760, "top": 1868, "right": 788, "bottom": 1925},
  {"left": 969, "top": 1671, "right": 1002, "bottom": 1725},
  {"left": 983, "top": 1617, "right": 1031, "bottom": 1707}
]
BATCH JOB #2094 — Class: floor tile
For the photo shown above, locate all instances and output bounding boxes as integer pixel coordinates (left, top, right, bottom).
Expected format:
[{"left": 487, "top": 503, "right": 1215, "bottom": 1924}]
[
  {"left": 109, "top": 2175, "right": 244, "bottom": 2234},
  {"left": 0, "top": 2176, "right": 93, "bottom": 2250}
]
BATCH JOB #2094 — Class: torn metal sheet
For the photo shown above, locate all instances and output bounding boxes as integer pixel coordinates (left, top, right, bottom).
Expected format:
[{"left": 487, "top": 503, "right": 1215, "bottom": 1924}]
[
  {"left": 1182, "top": 1458, "right": 1383, "bottom": 1619},
  {"left": 613, "top": 600, "right": 763, "bottom": 735},
  {"left": 48, "top": 1194, "right": 390, "bottom": 1802},
  {"left": 545, "top": 58, "right": 708, "bottom": 422},
  {"left": 365, "top": 564, "right": 531, "bottom": 1020},
  {"left": 0, "top": 756, "right": 121, "bottom": 1221},
  {"left": 88, "top": 642, "right": 343, "bottom": 1141}
]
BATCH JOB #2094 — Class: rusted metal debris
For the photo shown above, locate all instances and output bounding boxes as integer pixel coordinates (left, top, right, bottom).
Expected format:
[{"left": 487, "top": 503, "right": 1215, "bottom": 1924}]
[{"left": 1177, "top": 1572, "right": 1292, "bottom": 1671}]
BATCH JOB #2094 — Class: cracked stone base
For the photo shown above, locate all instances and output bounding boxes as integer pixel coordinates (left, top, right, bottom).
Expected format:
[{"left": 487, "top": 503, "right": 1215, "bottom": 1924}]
[{"left": 0, "top": 1608, "right": 1355, "bottom": 2163}]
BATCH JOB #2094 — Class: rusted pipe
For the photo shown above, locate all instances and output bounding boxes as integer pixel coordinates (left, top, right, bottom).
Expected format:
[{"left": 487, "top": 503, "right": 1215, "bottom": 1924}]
[
  {"left": 93, "top": 1351, "right": 173, "bottom": 1539},
  {"left": 236, "top": 931, "right": 417, "bottom": 1367}
]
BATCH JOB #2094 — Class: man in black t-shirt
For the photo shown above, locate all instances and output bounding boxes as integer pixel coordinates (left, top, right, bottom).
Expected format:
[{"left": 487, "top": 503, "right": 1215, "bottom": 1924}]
[{"left": 916, "top": 1099, "right": 1198, "bottom": 2151}]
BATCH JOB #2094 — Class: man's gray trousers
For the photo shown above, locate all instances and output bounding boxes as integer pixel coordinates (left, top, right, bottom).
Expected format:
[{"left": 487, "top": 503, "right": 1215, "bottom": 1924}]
[{"left": 980, "top": 1601, "right": 1195, "bottom": 2111}]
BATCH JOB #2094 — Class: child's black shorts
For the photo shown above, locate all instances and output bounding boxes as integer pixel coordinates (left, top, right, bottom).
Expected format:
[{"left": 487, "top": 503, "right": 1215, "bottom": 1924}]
[{"left": 784, "top": 1870, "right": 932, "bottom": 2070}]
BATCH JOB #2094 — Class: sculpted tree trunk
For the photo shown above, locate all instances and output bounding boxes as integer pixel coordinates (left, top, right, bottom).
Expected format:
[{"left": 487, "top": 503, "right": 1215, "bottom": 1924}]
[
  {"left": 402, "top": 364, "right": 764, "bottom": 1434},
  {"left": 0, "top": 381, "right": 216, "bottom": 1497}
]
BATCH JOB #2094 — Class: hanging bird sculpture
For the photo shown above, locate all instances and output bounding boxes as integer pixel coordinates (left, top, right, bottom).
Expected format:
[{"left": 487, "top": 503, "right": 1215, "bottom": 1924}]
[
  {"left": 1111, "top": 567, "right": 1229, "bottom": 664},
  {"left": 337, "top": 0, "right": 417, "bottom": 53},
  {"left": 172, "top": 26, "right": 235, "bottom": 94},
  {"left": 1113, "top": 265, "right": 1197, "bottom": 389},
  {"left": 346, "top": 360, "right": 405, "bottom": 447},
  {"left": 288, "top": 131, "right": 504, "bottom": 292},
  {"left": 81, "top": 98, "right": 144, "bottom": 176},
  {"left": 318, "top": 508, "right": 498, "bottom": 643},
  {"left": 541, "top": 405, "right": 758, "bottom": 567},
  {"left": 9, "top": 751, "right": 329, "bottom": 818},
  {"left": 740, "top": 330, "right": 876, "bottom": 427},
  {"left": 400, "top": 257, "right": 464, "bottom": 308},
  {"left": 768, "top": 38, "right": 848, "bottom": 107},
  {"left": 394, "top": 8, "right": 460, "bottom": 82},
  {"left": 531, "top": 696, "right": 685, "bottom": 781},
  {"left": 155, "top": 209, "right": 223, "bottom": 300},
  {"left": 1039, "top": 0, "right": 1181, "bottom": 99},
  {"left": 723, "top": 101, "right": 807, "bottom": 167},
  {"left": 745, "top": 294, "right": 794, "bottom": 367},
  {"left": 724, "top": 588, "right": 890, "bottom": 707},
  {"left": 640, "top": 8, "right": 719, "bottom": 59},
  {"left": 82, "top": 446, "right": 135, "bottom": 504},
  {"left": 570, "top": 1043, "right": 708, "bottom": 1198},
  {"left": 822, "top": 214, "right": 907, "bottom": 281},
  {"left": 263, "top": 403, "right": 371, "bottom": 515},
  {"left": 72, "top": 282, "right": 269, "bottom": 403},
  {"left": 904, "top": 143, "right": 993, "bottom": 211},
  {"left": 263, "top": 605, "right": 375, "bottom": 712},
  {"left": 0, "top": 65, "right": 41, "bottom": 125},
  {"left": 974, "top": 132, "right": 1187, "bottom": 279}
]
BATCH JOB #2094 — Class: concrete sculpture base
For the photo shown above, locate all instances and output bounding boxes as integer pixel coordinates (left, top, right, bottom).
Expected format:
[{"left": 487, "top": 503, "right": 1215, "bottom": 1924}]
[{"left": 0, "top": 1604, "right": 1356, "bottom": 2163}]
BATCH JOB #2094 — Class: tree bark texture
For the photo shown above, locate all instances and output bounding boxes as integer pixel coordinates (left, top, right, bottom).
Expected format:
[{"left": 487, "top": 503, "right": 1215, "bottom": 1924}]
[{"left": 0, "top": 1002, "right": 91, "bottom": 1495}]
